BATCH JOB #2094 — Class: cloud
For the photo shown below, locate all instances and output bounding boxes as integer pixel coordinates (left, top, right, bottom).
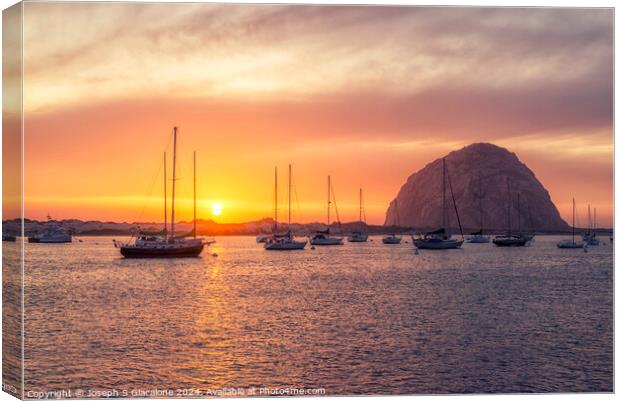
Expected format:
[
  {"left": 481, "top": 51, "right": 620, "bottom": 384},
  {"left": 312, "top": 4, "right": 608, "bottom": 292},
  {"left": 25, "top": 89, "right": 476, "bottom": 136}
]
[{"left": 23, "top": 4, "right": 612, "bottom": 113}]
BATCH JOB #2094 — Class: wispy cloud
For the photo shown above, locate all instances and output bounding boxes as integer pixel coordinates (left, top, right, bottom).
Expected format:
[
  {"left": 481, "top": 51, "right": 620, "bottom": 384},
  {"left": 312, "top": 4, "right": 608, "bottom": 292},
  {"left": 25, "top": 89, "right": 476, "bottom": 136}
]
[{"left": 24, "top": 4, "right": 612, "bottom": 113}]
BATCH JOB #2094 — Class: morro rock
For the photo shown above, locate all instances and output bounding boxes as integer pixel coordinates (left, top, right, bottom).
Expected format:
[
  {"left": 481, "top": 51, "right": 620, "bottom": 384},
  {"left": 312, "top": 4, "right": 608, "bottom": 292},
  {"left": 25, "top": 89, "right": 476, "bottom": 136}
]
[{"left": 384, "top": 143, "right": 569, "bottom": 232}]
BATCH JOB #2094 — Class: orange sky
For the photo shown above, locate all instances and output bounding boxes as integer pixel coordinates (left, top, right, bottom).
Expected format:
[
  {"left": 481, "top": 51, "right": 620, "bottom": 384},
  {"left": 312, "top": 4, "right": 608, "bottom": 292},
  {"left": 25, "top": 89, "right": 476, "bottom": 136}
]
[{"left": 18, "top": 3, "right": 613, "bottom": 226}]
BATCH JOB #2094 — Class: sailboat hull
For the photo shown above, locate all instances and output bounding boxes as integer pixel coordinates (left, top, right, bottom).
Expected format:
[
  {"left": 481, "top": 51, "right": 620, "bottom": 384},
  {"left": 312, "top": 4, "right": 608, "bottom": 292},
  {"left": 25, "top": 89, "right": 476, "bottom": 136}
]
[
  {"left": 413, "top": 238, "right": 463, "bottom": 249},
  {"left": 465, "top": 235, "right": 490, "bottom": 243},
  {"left": 492, "top": 236, "right": 529, "bottom": 247},
  {"left": 582, "top": 235, "right": 599, "bottom": 246},
  {"left": 382, "top": 236, "right": 402, "bottom": 244},
  {"left": 557, "top": 240, "right": 583, "bottom": 249},
  {"left": 265, "top": 240, "right": 307, "bottom": 250},
  {"left": 120, "top": 243, "right": 204, "bottom": 258},
  {"left": 347, "top": 233, "right": 368, "bottom": 242},
  {"left": 310, "top": 237, "right": 344, "bottom": 245}
]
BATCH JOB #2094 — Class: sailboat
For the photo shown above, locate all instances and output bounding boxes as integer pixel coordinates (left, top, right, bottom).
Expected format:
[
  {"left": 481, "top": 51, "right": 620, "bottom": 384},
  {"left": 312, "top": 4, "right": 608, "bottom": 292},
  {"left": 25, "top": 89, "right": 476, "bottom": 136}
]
[
  {"left": 310, "top": 175, "right": 344, "bottom": 246},
  {"left": 413, "top": 158, "right": 464, "bottom": 249},
  {"left": 492, "top": 177, "right": 531, "bottom": 247},
  {"left": 382, "top": 198, "right": 402, "bottom": 244},
  {"left": 558, "top": 198, "right": 583, "bottom": 249},
  {"left": 582, "top": 204, "right": 599, "bottom": 245},
  {"left": 116, "top": 127, "right": 205, "bottom": 258},
  {"left": 348, "top": 188, "right": 368, "bottom": 242},
  {"left": 465, "top": 174, "right": 490, "bottom": 243},
  {"left": 264, "top": 165, "right": 307, "bottom": 250}
]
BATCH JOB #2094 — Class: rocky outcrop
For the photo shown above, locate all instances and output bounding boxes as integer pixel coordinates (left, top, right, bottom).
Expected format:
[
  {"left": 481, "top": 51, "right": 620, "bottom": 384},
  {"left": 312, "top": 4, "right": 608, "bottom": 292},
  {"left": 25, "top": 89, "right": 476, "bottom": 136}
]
[{"left": 384, "top": 143, "right": 569, "bottom": 232}]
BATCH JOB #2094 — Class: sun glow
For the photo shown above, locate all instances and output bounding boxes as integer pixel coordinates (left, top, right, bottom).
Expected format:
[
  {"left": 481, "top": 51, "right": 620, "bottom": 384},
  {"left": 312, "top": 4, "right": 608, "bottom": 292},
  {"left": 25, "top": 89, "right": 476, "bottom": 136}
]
[{"left": 211, "top": 202, "right": 222, "bottom": 216}]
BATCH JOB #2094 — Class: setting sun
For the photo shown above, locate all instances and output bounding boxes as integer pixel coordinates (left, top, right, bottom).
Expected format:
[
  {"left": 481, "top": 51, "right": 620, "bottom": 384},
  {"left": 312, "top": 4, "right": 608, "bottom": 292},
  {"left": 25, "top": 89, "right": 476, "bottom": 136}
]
[{"left": 211, "top": 202, "right": 222, "bottom": 216}]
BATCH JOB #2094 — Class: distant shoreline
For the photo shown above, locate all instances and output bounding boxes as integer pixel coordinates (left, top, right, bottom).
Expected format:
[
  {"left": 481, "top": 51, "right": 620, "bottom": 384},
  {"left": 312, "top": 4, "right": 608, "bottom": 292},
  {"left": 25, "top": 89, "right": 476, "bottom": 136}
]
[
  {"left": 73, "top": 232, "right": 615, "bottom": 237},
  {"left": 3, "top": 218, "right": 613, "bottom": 237}
]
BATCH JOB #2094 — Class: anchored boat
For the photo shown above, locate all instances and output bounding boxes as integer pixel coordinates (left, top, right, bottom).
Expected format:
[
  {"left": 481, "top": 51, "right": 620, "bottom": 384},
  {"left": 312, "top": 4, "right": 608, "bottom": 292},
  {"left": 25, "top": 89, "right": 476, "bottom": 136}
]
[
  {"left": 493, "top": 177, "right": 531, "bottom": 247},
  {"left": 348, "top": 188, "right": 368, "bottom": 242},
  {"left": 557, "top": 198, "right": 583, "bottom": 249},
  {"left": 413, "top": 158, "right": 464, "bottom": 250},
  {"left": 382, "top": 198, "right": 402, "bottom": 244},
  {"left": 264, "top": 165, "right": 307, "bottom": 250},
  {"left": 310, "top": 175, "right": 344, "bottom": 246},
  {"left": 116, "top": 127, "right": 205, "bottom": 258},
  {"left": 465, "top": 174, "right": 490, "bottom": 243},
  {"left": 582, "top": 204, "right": 599, "bottom": 245}
]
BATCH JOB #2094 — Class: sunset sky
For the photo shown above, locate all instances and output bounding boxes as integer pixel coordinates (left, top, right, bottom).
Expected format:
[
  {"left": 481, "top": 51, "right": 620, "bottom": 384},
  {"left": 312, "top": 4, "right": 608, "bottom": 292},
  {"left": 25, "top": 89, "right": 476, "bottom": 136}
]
[{"left": 20, "top": 3, "right": 613, "bottom": 226}]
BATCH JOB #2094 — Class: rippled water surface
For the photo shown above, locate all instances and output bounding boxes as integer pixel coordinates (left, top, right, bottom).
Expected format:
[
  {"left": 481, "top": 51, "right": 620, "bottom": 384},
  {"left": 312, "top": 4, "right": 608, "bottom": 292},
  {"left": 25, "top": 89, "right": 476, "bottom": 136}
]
[{"left": 19, "top": 235, "right": 612, "bottom": 395}]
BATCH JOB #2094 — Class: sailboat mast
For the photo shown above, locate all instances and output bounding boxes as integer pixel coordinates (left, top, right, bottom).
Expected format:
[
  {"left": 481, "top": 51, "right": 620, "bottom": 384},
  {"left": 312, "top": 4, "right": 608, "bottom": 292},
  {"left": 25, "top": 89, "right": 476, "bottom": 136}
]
[
  {"left": 359, "top": 188, "right": 362, "bottom": 222},
  {"left": 588, "top": 204, "right": 592, "bottom": 232},
  {"left": 442, "top": 159, "right": 447, "bottom": 230},
  {"left": 193, "top": 151, "right": 196, "bottom": 239},
  {"left": 170, "top": 127, "right": 178, "bottom": 240},
  {"left": 507, "top": 177, "right": 512, "bottom": 236},
  {"left": 274, "top": 167, "right": 278, "bottom": 231},
  {"left": 164, "top": 152, "right": 167, "bottom": 240},
  {"left": 479, "top": 174, "right": 483, "bottom": 234},
  {"left": 394, "top": 199, "right": 399, "bottom": 235},
  {"left": 572, "top": 198, "right": 575, "bottom": 243},
  {"left": 594, "top": 207, "right": 597, "bottom": 230},
  {"left": 327, "top": 175, "right": 331, "bottom": 226},
  {"left": 517, "top": 193, "right": 521, "bottom": 233},
  {"left": 288, "top": 164, "right": 292, "bottom": 226}
]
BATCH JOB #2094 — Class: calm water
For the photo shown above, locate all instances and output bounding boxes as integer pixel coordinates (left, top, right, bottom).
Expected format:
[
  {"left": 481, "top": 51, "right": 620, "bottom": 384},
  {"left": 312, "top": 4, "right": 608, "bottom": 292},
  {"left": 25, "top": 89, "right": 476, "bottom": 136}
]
[{"left": 15, "top": 235, "right": 613, "bottom": 396}]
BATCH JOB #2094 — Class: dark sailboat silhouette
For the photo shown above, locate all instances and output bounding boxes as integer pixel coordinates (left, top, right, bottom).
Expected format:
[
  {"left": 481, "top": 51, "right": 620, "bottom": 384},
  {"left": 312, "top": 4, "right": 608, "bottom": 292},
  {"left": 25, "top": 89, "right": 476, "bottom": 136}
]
[
  {"left": 348, "top": 188, "right": 369, "bottom": 242},
  {"left": 310, "top": 175, "right": 344, "bottom": 245},
  {"left": 582, "top": 204, "right": 599, "bottom": 245},
  {"left": 116, "top": 127, "right": 205, "bottom": 258},
  {"left": 413, "top": 158, "right": 463, "bottom": 249},
  {"left": 557, "top": 198, "right": 583, "bottom": 249},
  {"left": 382, "top": 198, "right": 402, "bottom": 244},
  {"left": 465, "top": 173, "right": 490, "bottom": 243},
  {"left": 492, "top": 177, "right": 531, "bottom": 247},
  {"left": 264, "top": 164, "right": 307, "bottom": 250}
]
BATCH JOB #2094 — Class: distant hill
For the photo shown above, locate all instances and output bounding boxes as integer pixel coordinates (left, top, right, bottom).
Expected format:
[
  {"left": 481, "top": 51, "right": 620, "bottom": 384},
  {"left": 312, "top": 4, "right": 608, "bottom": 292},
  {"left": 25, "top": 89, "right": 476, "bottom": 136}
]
[
  {"left": 3, "top": 218, "right": 408, "bottom": 237},
  {"left": 384, "top": 143, "right": 570, "bottom": 232}
]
